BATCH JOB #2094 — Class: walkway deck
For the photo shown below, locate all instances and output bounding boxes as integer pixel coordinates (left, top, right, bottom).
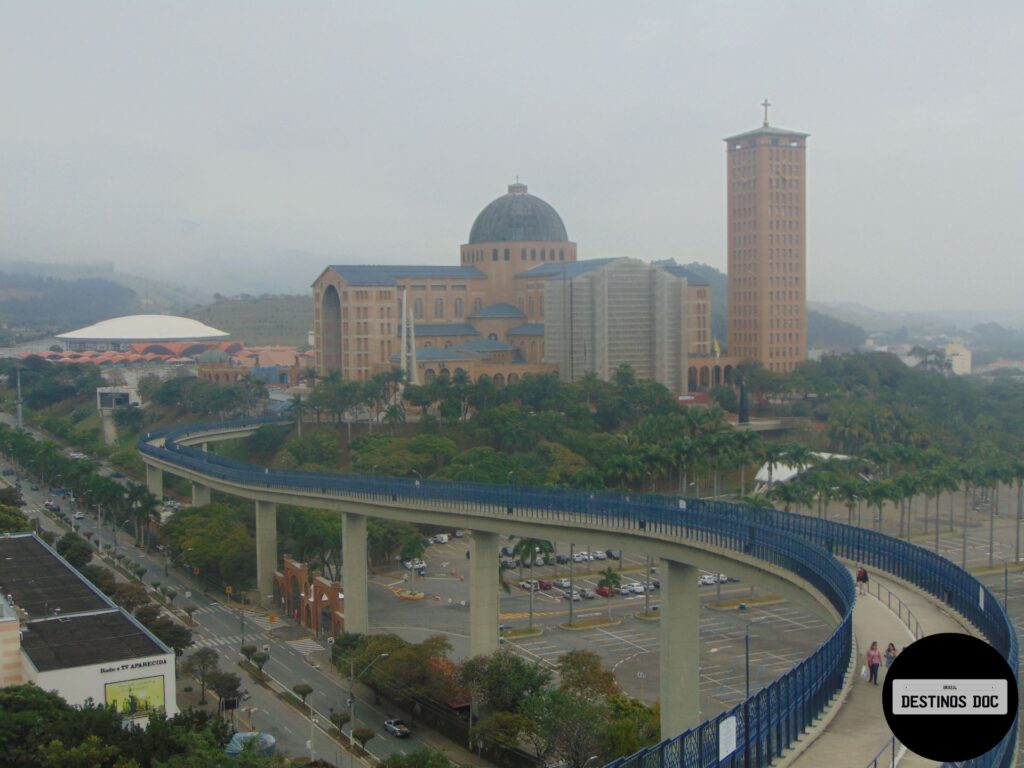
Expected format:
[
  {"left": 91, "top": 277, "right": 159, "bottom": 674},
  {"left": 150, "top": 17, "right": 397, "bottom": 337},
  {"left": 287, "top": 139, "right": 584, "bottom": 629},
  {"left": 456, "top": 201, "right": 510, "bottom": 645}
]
[{"left": 788, "top": 569, "right": 974, "bottom": 768}]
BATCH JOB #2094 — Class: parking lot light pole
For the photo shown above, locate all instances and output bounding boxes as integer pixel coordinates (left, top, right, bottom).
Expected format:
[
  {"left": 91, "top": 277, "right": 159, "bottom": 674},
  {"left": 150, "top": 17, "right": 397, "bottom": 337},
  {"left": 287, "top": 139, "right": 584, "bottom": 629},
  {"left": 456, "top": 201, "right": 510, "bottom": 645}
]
[
  {"left": 745, "top": 616, "right": 768, "bottom": 698},
  {"left": 568, "top": 543, "right": 575, "bottom": 626}
]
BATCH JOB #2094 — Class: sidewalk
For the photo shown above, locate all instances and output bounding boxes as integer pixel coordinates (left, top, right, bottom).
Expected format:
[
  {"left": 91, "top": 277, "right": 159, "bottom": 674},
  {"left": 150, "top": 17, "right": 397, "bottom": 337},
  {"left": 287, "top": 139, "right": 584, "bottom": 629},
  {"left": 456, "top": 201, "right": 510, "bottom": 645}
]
[{"left": 787, "top": 568, "right": 973, "bottom": 768}]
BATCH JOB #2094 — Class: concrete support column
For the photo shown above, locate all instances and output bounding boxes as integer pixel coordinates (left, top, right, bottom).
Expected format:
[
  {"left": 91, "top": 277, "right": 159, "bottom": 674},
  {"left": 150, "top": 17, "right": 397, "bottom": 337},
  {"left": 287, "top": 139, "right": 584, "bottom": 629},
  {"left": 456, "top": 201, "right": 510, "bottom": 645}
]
[
  {"left": 342, "top": 512, "right": 368, "bottom": 634},
  {"left": 201, "top": 442, "right": 209, "bottom": 452},
  {"left": 255, "top": 500, "right": 277, "bottom": 609},
  {"left": 145, "top": 464, "right": 163, "bottom": 500},
  {"left": 191, "top": 481, "right": 211, "bottom": 507},
  {"left": 469, "top": 530, "right": 501, "bottom": 657},
  {"left": 660, "top": 558, "right": 700, "bottom": 737}
]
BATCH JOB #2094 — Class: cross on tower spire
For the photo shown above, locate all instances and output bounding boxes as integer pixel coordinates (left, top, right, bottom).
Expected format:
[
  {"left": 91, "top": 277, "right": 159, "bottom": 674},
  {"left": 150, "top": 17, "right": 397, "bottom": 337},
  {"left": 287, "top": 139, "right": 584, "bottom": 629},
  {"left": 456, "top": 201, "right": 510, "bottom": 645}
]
[{"left": 761, "top": 98, "right": 771, "bottom": 127}]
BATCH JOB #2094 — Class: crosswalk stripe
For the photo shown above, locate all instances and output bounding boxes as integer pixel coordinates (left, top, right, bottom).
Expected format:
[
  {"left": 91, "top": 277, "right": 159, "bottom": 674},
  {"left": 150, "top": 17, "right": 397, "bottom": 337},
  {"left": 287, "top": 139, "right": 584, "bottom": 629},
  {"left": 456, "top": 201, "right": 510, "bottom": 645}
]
[{"left": 286, "top": 638, "right": 325, "bottom": 655}]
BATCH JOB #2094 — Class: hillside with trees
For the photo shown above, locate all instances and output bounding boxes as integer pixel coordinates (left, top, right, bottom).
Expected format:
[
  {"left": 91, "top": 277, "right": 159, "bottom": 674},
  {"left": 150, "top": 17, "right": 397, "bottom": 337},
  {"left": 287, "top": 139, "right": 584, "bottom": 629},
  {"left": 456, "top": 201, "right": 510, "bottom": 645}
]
[
  {"left": 181, "top": 294, "right": 311, "bottom": 346},
  {"left": 0, "top": 272, "right": 140, "bottom": 334}
]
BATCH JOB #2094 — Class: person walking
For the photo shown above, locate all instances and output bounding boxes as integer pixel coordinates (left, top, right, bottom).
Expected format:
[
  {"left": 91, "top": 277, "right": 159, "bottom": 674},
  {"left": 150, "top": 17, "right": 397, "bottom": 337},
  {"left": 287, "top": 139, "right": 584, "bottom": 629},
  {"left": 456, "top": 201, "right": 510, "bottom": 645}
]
[
  {"left": 884, "top": 643, "right": 898, "bottom": 669},
  {"left": 866, "top": 641, "right": 883, "bottom": 685},
  {"left": 856, "top": 565, "right": 869, "bottom": 595}
]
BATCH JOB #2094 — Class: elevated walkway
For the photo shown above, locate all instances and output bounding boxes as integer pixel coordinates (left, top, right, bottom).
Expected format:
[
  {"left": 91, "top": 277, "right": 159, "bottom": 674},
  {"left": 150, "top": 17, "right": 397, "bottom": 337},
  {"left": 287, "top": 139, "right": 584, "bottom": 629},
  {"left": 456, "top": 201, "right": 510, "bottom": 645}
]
[{"left": 789, "top": 569, "right": 976, "bottom": 768}]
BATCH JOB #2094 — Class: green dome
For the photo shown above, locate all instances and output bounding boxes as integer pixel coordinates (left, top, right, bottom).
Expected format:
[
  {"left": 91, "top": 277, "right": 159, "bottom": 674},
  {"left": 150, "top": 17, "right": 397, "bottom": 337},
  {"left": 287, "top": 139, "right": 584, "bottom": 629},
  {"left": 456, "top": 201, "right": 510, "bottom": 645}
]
[{"left": 468, "top": 182, "right": 569, "bottom": 244}]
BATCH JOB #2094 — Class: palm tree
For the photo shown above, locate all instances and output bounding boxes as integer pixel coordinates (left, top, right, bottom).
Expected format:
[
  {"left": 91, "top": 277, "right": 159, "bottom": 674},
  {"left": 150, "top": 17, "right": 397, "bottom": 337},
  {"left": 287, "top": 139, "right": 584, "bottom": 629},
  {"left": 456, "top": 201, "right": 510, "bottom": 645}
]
[
  {"left": 734, "top": 431, "right": 765, "bottom": 497},
  {"left": 126, "top": 483, "right": 159, "bottom": 548},
  {"left": 511, "top": 538, "right": 553, "bottom": 631},
  {"left": 864, "top": 480, "right": 896, "bottom": 533},
  {"left": 290, "top": 394, "right": 305, "bottom": 437},
  {"left": 597, "top": 567, "right": 621, "bottom": 621}
]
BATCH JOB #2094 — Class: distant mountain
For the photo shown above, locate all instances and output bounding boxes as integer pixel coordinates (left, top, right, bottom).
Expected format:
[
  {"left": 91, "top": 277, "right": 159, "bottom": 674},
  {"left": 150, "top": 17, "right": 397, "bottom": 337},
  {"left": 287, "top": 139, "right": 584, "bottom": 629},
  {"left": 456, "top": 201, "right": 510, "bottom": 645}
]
[
  {"left": 0, "top": 272, "right": 140, "bottom": 332},
  {"left": 0, "top": 260, "right": 211, "bottom": 310}
]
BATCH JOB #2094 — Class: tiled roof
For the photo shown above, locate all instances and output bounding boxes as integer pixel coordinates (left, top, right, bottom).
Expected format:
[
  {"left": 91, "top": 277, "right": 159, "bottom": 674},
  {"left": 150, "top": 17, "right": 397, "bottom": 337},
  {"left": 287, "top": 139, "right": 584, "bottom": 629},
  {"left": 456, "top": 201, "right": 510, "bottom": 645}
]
[
  {"left": 328, "top": 265, "right": 484, "bottom": 286},
  {"left": 507, "top": 323, "right": 544, "bottom": 336},
  {"left": 401, "top": 323, "right": 479, "bottom": 337},
  {"left": 468, "top": 303, "right": 525, "bottom": 319},
  {"left": 457, "top": 338, "right": 518, "bottom": 352},
  {"left": 389, "top": 347, "right": 480, "bottom": 362},
  {"left": 516, "top": 258, "right": 622, "bottom": 279}
]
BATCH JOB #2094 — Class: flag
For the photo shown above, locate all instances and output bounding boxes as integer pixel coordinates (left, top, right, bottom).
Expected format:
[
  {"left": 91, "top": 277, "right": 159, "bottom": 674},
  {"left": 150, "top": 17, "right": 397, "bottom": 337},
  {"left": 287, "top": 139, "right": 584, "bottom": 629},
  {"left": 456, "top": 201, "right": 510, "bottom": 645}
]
[{"left": 713, "top": 338, "right": 721, "bottom": 361}]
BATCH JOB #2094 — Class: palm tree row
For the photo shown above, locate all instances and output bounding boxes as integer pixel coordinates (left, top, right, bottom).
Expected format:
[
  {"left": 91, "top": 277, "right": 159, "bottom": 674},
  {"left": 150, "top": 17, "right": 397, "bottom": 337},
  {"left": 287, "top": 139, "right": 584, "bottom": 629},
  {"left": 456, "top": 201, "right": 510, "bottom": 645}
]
[{"left": 0, "top": 424, "right": 162, "bottom": 548}]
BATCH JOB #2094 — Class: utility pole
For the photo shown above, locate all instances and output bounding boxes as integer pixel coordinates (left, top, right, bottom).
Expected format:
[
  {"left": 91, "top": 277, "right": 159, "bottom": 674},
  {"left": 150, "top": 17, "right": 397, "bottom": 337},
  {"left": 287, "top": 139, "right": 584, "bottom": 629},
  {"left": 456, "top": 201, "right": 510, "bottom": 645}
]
[{"left": 569, "top": 543, "right": 575, "bottom": 626}]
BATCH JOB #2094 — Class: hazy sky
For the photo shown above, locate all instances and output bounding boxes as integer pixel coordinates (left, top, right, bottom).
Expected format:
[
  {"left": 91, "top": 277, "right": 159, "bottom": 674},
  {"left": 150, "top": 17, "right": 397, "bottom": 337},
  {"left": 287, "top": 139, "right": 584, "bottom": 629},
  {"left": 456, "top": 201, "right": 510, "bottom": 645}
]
[{"left": 2, "top": 2, "right": 1021, "bottom": 312}]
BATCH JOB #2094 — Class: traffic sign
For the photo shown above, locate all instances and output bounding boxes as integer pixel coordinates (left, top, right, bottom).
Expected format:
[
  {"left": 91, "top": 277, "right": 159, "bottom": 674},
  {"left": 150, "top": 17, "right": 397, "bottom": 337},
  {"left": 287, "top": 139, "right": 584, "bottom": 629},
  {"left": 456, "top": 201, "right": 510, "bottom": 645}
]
[
  {"left": 268, "top": 613, "right": 277, "bottom": 623},
  {"left": 184, "top": 591, "right": 192, "bottom": 599},
  {"left": 225, "top": 585, "right": 233, "bottom": 595}
]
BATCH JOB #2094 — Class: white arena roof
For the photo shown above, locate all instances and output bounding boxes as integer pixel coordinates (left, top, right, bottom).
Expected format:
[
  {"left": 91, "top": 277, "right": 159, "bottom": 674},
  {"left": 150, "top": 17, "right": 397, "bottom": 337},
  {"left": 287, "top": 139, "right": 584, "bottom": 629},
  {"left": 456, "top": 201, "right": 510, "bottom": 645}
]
[{"left": 56, "top": 315, "right": 229, "bottom": 342}]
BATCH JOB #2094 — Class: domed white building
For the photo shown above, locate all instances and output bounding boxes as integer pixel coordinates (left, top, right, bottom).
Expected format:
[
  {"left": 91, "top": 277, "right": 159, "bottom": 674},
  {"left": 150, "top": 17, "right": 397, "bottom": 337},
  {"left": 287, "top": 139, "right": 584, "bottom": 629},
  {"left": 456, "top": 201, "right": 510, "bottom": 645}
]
[{"left": 56, "top": 315, "right": 229, "bottom": 352}]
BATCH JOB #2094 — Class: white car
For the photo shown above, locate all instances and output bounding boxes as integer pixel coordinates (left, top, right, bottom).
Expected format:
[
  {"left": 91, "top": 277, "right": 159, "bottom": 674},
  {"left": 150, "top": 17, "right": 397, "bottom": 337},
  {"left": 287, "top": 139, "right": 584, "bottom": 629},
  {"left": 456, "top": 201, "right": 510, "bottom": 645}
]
[
  {"left": 563, "top": 590, "right": 581, "bottom": 601},
  {"left": 519, "top": 580, "right": 539, "bottom": 591},
  {"left": 626, "top": 582, "right": 643, "bottom": 593},
  {"left": 403, "top": 558, "right": 426, "bottom": 571},
  {"left": 593, "top": 550, "right": 607, "bottom": 560},
  {"left": 716, "top": 574, "right": 730, "bottom": 583},
  {"left": 572, "top": 552, "right": 587, "bottom": 563},
  {"left": 615, "top": 585, "right": 632, "bottom": 595},
  {"left": 552, "top": 578, "right": 571, "bottom": 589},
  {"left": 698, "top": 574, "right": 717, "bottom": 586}
]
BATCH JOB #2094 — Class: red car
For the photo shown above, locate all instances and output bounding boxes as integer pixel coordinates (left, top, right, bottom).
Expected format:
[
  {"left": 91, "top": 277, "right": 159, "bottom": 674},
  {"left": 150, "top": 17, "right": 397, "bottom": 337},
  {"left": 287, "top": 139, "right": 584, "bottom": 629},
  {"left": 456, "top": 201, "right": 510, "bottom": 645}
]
[
  {"left": 537, "top": 579, "right": 553, "bottom": 590},
  {"left": 595, "top": 586, "right": 616, "bottom": 598}
]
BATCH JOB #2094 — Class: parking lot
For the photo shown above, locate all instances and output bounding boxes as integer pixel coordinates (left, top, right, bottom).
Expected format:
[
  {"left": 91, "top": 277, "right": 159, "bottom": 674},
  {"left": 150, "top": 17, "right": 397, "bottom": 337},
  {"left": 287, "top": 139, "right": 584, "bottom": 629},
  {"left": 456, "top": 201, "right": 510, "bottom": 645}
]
[{"left": 369, "top": 532, "right": 833, "bottom": 720}]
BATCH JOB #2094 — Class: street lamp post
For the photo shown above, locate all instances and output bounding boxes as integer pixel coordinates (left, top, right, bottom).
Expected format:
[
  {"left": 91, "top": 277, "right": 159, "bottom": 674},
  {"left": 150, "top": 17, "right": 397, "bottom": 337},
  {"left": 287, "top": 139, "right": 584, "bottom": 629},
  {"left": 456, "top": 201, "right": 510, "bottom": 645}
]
[
  {"left": 348, "top": 653, "right": 389, "bottom": 768},
  {"left": 568, "top": 543, "right": 575, "bottom": 626}
]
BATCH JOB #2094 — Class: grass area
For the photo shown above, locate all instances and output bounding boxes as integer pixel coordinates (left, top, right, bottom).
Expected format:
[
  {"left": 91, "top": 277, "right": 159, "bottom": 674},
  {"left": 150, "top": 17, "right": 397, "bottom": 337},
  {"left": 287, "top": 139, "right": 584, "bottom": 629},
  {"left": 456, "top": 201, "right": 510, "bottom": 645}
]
[
  {"left": 559, "top": 616, "right": 621, "bottom": 630},
  {"left": 708, "top": 595, "right": 783, "bottom": 610},
  {"left": 503, "top": 627, "right": 543, "bottom": 639}
]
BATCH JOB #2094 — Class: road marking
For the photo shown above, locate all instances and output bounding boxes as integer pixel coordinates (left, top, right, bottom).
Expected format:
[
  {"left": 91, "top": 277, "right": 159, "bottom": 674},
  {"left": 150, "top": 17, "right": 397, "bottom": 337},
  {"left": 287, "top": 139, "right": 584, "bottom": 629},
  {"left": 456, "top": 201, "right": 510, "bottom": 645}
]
[{"left": 286, "top": 638, "right": 326, "bottom": 655}]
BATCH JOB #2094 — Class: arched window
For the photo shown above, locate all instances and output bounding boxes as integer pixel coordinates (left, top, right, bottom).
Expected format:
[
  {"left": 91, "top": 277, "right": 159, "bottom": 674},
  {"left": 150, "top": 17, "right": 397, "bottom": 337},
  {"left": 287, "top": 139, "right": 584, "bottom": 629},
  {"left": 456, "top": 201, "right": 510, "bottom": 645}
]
[
  {"left": 488, "top": 333, "right": 498, "bottom": 341},
  {"left": 492, "top": 248, "right": 498, "bottom": 261},
  {"left": 434, "top": 298, "right": 444, "bottom": 319},
  {"left": 473, "top": 298, "right": 483, "bottom": 312},
  {"left": 531, "top": 249, "right": 536, "bottom": 261},
  {"left": 414, "top": 298, "right": 424, "bottom": 319},
  {"left": 454, "top": 298, "right": 464, "bottom": 318},
  {"left": 504, "top": 248, "right": 510, "bottom": 261},
  {"left": 541, "top": 249, "right": 546, "bottom": 261},
  {"left": 559, "top": 249, "right": 565, "bottom": 260}
]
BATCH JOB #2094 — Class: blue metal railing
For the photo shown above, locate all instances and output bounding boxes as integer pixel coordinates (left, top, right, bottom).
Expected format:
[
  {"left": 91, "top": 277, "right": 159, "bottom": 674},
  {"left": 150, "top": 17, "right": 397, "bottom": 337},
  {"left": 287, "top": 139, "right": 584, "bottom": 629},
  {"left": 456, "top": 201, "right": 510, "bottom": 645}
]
[{"left": 140, "top": 419, "right": 1018, "bottom": 768}]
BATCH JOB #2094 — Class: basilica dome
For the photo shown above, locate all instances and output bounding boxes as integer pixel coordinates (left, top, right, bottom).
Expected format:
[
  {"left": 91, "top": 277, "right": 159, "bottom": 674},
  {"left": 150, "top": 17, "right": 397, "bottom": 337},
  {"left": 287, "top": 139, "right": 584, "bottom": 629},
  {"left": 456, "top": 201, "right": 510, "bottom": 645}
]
[{"left": 468, "top": 182, "right": 568, "bottom": 244}]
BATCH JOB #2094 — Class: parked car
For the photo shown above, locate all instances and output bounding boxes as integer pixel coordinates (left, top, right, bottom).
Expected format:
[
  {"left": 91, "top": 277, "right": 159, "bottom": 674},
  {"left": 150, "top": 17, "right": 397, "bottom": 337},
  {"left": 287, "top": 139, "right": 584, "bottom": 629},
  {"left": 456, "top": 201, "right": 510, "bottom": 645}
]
[
  {"left": 403, "top": 558, "right": 426, "bottom": 571},
  {"left": 453, "top": 530, "right": 464, "bottom": 538},
  {"left": 555, "top": 554, "right": 570, "bottom": 564},
  {"left": 615, "top": 585, "right": 633, "bottom": 595},
  {"left": 698, "top": 574, "right": 717, "bottom": 586},
  {"left": 606, "top": 549, "right": 621, "bottom": 560},
  {"left": 29, "top": 483, "right": 39, "bottom": 491},
  {"left": 593, "top": 550, "right": 607, "bottom": 560},
  {"left": 631, "top": 583, "right": 646, "bottom": 594},
  {"left": 563, "top": 590, "right": 581, "bottom": 601},
  {"left": 519, "top": 580, "right": 539, "bottom": 591},
  {"left": 716, "top": 574, "right": 731, "bottom": 583},
  {"left": 579, "top": 588, "right": 597, "bottom": 599},
  {"left": 651, "top": 579, "right": 661, "bottom": 590},
  {"left": 537, "top": 579, "right": 553, "bottom": 590},
  {"left": 534, "top": 556, "right": 545, "bottom": 567},
  {"left": 595, "top": 586, "right": 616, "bottom": 598},
  {"left": 73, "top": 511, "right": 85, "bottom": 520},
  {"left": 501, "top": 545, "right": 515, "bottom": 557},
  {"left": 500, "top": 558, "right": 517, "bottom": 569},
  {"left": 384, "top": 719, "right": 410, "bottom": 737},
  {"left": 552, "top": 578, "right": 571, "bottom": 589}
]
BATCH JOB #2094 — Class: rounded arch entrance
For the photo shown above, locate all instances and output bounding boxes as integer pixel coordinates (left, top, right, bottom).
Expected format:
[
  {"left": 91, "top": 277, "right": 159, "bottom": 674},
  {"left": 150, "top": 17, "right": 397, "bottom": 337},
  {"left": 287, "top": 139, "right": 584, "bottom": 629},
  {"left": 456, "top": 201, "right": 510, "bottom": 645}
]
[{"left": 320, "top": 285, "right": 342, "bottom": 373}]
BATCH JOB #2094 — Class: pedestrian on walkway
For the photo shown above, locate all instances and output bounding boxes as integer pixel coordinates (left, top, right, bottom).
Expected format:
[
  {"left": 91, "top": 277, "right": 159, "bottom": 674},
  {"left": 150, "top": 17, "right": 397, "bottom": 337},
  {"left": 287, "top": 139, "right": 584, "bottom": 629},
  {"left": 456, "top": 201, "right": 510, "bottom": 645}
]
[
  {"left": 884, "top": 643, "right": 898, "bottom": 668},
  {"left": 866, "top": 641, "right": 882, "bottom": 685},
  {"left": 856, "top": 565, "right": 868, "bottom": 595}
]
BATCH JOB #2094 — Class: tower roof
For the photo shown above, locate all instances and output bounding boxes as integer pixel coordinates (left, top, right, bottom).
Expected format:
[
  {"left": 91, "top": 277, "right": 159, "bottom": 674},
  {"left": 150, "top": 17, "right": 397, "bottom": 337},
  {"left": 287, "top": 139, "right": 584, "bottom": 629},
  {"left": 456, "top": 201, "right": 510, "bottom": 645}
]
[
  {"left": 724, "top": 125, "right": 809, "bottom": 142},
  {"left": 468, "top": 182, "right": 569, "bottom": 244}
]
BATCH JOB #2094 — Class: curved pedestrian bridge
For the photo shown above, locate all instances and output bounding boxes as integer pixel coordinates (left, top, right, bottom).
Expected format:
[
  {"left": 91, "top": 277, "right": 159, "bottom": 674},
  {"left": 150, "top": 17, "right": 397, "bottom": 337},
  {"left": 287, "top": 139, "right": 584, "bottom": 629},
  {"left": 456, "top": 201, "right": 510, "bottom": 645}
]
[{"left": 140, "top": 418, "right": 1016, "bottom": 768}]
